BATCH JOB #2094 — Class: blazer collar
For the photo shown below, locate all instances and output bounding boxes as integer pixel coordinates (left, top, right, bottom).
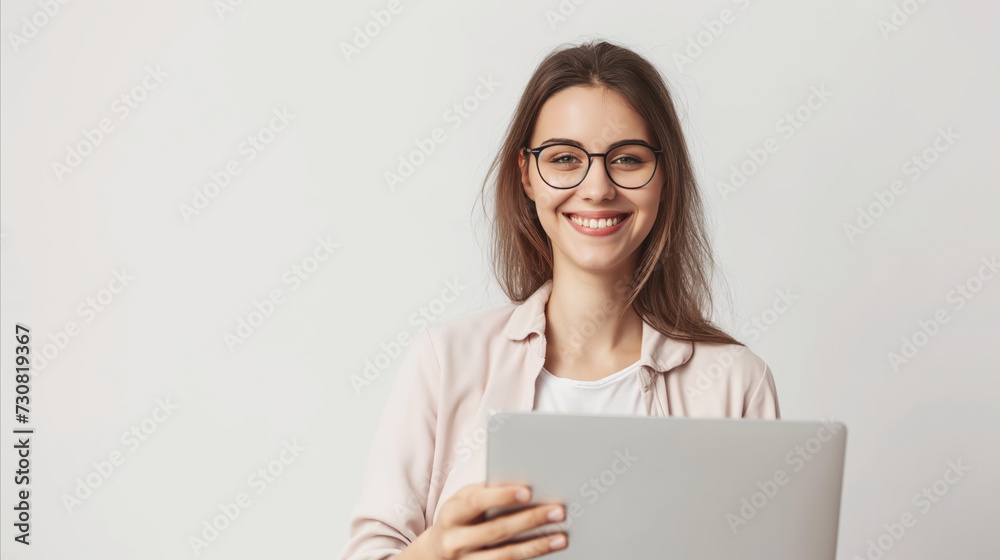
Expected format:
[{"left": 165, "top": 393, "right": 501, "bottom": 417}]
[{"left": 503, "top": 278, "right": 693, "bottom": 375}]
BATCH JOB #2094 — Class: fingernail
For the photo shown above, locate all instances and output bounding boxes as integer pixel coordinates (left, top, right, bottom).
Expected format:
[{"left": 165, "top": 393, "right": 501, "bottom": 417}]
[
  {"left": 549, "top": 534, "right": 566, "bottom": 550},
  {"left": 547, "top": 507, "right": 564, "bottom": 522},
  {"left": 515, "top": 489, "right": 530, "bottom": 502}
]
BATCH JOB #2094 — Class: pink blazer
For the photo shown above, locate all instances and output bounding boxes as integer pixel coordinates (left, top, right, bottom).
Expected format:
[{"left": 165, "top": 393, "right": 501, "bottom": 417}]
[{"left": 339, "top": 279, "right": 780, "bottom": 560}]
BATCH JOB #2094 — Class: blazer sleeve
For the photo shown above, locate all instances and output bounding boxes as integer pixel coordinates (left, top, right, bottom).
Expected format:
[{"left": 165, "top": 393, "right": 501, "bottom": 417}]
[
  {"left": 742, "top": 362, "right": 781, "bottom": 419},
  {"left": 339, "top": 327, "right": 441, "bottom": 560}
]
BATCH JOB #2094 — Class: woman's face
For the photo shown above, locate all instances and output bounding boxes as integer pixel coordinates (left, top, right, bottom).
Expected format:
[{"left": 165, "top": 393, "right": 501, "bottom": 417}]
[{"left": 519, "top": 85, "right": 663, "bottom": 278}]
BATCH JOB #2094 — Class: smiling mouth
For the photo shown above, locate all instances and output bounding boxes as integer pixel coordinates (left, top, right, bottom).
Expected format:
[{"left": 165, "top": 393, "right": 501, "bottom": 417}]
[{"left": 563, "top": 212, "right": 631, "bottom": 230}]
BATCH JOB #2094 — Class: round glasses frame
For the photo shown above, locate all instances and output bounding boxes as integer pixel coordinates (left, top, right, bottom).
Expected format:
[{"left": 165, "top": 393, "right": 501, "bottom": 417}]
[{"left": 522, "top": 141, "right": 664, "bottom": 189}]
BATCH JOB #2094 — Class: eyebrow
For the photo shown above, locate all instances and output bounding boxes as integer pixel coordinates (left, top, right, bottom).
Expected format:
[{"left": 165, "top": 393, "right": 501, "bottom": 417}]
[{"left": 538, "top": 137, "right": 653, "bottom": 149}]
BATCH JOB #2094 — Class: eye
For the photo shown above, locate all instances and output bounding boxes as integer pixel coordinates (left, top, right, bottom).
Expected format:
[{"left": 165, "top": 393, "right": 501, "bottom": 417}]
[
  {"left": 550, "top": 153, "right": 582, "bottom": 164},
  {"left": 608, "top": 144, "right": 656, "bottom": 169},
  {"left": 612, "top": 155, "right": 641, "bottom": 165},
  {"left": 542, "top": 148, "right": 586, "bottom": 166},
  {"left": 610, "top": 154, "right": 648, "bottom": 168}
]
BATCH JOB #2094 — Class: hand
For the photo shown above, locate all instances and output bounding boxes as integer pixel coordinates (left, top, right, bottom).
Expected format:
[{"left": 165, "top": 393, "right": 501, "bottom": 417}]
[{"left": 409, "top": 482, "right": 567, "bottom": 559}]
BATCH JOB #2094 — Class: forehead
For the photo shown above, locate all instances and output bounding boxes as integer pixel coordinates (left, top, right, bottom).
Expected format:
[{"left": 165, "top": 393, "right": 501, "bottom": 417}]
[{"left": 531, "top": 86, "right": 652, "bottom": 150}]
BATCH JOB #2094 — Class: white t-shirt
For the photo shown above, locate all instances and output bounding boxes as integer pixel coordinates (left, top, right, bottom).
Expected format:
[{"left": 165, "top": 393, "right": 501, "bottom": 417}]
[{"left": 532, "top": 358, "right": 646, "bottom": 415}]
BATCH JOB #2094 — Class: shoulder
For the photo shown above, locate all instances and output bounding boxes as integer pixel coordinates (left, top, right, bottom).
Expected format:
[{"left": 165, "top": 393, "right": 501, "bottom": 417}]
[
  {"left": 375, "top": 301, "right": 521, "bottom": 411},
  {"left": 679, "top": 340, "right": 779, "bottom": 418},
  {"left": 676, "top": 340, "right": 773, "bottom": 396},
  {"left": 423, "top": 300, "right": 519, "bottom": 350},
  {"left": 410, "top": 300, "right": 525, "bottom": 415},
  {"left": 689, "top": 340, "right": 766, "bottom": 376}
]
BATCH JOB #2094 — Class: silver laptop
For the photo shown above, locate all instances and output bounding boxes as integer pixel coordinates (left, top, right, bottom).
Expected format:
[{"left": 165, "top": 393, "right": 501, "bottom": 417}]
[{"left": 485, "top": 411, "right": 847, "bottom": 559}]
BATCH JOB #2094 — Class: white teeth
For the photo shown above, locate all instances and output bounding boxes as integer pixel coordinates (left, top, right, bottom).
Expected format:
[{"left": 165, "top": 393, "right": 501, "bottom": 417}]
[{"left": 569, "top": 214, "right": 625, "bottom": 229}]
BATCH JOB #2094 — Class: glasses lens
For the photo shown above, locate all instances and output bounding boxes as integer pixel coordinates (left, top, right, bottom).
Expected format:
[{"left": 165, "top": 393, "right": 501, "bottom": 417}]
[
  {"left": 537, "top": 145, "right": 589, "bottom": 188},
  {"left": 536, "top": 144, "right": 658, "bottom": 188},
  {"left": 606, "top": 144, "right": 657, "bottom": 188}
]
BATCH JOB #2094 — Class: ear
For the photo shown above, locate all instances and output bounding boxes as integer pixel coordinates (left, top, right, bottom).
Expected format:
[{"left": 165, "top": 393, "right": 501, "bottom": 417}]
[{"left": 519, "top": 148, "right": 535, "bottom": 202}]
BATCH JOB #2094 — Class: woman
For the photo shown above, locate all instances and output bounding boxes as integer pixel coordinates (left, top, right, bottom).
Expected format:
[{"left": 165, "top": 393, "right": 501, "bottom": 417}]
[{"left": 340, "top": 39, "right": 780, "bottom": 560}]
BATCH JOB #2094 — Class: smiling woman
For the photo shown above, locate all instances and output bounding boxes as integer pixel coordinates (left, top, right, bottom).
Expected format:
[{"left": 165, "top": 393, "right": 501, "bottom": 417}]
[{"left": 340, "top": 38, "right": 780, "bottom": 560}]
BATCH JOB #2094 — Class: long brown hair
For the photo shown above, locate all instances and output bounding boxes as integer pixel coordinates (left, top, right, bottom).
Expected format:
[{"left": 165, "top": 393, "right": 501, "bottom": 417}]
[{"left": 480, "top": 38, "right": 741, "bottom": 347}]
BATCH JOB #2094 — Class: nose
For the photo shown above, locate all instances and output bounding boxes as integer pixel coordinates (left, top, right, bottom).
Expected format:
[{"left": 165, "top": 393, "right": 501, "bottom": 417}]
[{"left": 576, "top": 156, "right": 617, "bottom": 202}]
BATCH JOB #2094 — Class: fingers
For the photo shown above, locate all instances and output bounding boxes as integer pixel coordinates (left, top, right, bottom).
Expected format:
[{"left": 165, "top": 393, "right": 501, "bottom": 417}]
[
  {"left": 466, "top": 531, "right": 568, "bottom": 560},
  {"left": 451, "top": 500, "right": 565, "bottom": 555},
  {"left": 434, "top": 482, "right": 568, "bottom": 558},
  {"left": 441, "top": 483, "right": 533, "bottom": 526}
]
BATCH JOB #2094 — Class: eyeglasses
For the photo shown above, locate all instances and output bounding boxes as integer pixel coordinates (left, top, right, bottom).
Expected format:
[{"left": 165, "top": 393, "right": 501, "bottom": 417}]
[{"left": 523, "top": 141, "right": 664, "bottom": 189}]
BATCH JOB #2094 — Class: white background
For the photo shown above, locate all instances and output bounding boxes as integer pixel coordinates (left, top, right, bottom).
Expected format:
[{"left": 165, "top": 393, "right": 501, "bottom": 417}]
[{"left": 1, "top": 0, "right": 997, "bottom": 558}]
